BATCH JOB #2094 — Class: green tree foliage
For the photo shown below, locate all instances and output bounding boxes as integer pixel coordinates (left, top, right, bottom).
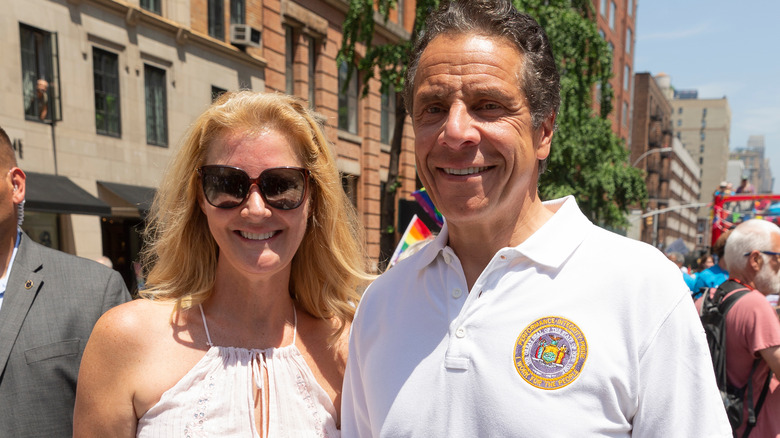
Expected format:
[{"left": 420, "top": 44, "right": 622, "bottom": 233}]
[
  {"left": 339, "top": 0, "right": 646, "bottom": 261},
  {"left": 339, "top": 0, "right": 439, "bottom": 268},
  {"left": 519, "top": 0, "right": 647, "bottom": 227}
]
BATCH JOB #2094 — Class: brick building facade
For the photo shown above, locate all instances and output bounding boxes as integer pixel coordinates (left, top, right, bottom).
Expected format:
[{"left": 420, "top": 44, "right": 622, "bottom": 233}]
[
  {"left": 592, "top": 0, "right": 635, "bottom": 141},
  {"left": 1, "top": 0, "right": 419, "bottom": 291},
  {"left": 631, "top": 74, "right": 701, "bottom": 252}
]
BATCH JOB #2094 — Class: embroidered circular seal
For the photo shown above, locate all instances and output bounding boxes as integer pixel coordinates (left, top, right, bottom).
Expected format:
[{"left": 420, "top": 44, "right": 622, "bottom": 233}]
[{"left": 514, "top": 316, "right": 588, "bottom": 390}]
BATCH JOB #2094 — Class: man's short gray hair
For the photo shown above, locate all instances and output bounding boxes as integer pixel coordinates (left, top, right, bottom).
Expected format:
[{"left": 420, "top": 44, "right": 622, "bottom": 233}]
[
  {"left": 404, "top": 0, "right": 560, "bottom": 173},
  {"left": 723, "top": 219, "right": 780, "bottom": 276}
]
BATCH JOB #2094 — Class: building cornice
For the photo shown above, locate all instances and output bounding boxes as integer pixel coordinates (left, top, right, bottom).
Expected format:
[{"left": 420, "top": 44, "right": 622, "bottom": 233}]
[
  {"left": 319, "top": 0, "right": 410, "bottom": 43},
  {"left": 79, "top": 0, "right": 267, "bottom": 69}
]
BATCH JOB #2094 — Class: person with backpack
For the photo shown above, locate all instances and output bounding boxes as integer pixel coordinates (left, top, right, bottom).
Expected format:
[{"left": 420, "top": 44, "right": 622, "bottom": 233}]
[
  {"left": 693, "top": 230, "right": 731, "bottom": 298},
  {"left": 707, "top": 219, "right": 780, "bottom": 437}
]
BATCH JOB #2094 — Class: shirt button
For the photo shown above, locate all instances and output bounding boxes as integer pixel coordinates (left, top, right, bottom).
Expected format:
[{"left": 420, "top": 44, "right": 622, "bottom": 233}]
[
  {"left": 452, "top": 288, "right": 463, "bottom": 299},
  {"left": 443, "top": 253, "right": 452, "bottom": 264},
  {"left": 455, "top": 327, "right": 466, "bottom": 338}
]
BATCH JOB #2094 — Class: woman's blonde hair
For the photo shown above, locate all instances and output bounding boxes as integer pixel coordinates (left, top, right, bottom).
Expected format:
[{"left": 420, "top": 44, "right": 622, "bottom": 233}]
[{"left": 140, "top": 91, "right": 372, "bottom": 334}]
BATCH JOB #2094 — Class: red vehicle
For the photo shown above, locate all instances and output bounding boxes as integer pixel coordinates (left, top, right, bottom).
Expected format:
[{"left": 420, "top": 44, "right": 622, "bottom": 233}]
[{"left": 711, "top": 193, "right": 780, "bottom": 246}]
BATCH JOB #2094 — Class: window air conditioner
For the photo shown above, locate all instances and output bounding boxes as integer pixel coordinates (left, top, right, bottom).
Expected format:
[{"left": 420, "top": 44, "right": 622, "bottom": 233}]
[{"left": 230, "top": 24, "right": 261, "bottom": 48}]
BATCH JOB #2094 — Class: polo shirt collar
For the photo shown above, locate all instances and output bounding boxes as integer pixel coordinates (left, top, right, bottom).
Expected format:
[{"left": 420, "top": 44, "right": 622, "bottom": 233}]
[
  {"left": 510, "top": 195, "right": 592, "bottom": 269},
  {"left": 416, "top": 219, "right": 450, "bottom": 269},
  {"left": 416, "top": 196, "right": 592, "bottom": 271}
]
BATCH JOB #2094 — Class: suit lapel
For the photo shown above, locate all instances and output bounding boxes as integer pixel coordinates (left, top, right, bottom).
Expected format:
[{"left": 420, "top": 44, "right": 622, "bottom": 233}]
[{"left": 0, "top": 234, "right": 44, "bottom": 375}]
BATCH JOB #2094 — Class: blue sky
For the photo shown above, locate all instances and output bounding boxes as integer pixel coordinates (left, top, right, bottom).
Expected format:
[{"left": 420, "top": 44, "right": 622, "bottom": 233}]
[{"left": 634, "top": 0, "right": 780, "bottom": 191}]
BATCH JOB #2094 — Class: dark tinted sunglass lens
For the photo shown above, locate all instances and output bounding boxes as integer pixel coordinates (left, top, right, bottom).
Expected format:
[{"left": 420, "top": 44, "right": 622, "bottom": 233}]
[
  {"left": 202, "top": 167, "right": 248, "bottom": 208},
  {"left": 261, "top": 168, "right": 305, "bottom": 210}
]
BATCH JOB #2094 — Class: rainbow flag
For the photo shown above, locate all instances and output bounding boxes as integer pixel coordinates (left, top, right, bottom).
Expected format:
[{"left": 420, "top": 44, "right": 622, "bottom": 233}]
[
  {"left": 411, "top": 188, "right": 443, "bottom": 226},
  {"left": 389, "top": 214, "right": 433, "bottom": 266}
]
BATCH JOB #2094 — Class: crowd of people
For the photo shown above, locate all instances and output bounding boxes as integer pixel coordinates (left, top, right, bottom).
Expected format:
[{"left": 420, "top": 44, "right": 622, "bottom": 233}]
[{"left": 1, "top": 0, "right": 778, "bottom": 436}]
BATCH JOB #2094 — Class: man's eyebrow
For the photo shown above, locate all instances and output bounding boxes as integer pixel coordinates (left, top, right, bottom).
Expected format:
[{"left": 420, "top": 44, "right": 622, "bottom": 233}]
[
  {"left": 414, "top": 87, "right": 449, "bottom": 106},
  {"left": 465, "top": 85, "right": 518, "bottom": 102}
]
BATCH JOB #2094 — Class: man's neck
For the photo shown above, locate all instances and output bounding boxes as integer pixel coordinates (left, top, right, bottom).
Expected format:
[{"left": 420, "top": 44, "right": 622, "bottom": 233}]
[
  {"left": 447, "top": 200, "right": 554, "bottom": 290},
  {"left": 0, "top": 228, "right": 18, "bottom": 279}
]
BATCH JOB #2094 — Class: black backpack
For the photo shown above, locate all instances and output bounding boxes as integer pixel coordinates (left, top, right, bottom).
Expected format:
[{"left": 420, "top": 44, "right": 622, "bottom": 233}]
[{"left": 699, "top": 280, "right": 773, "bottom": 437}]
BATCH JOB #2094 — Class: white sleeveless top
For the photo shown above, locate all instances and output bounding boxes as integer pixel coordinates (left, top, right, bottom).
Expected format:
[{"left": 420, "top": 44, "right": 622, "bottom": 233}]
[{"left": 136, "top": 305, "right": 340, "bottom": 438}]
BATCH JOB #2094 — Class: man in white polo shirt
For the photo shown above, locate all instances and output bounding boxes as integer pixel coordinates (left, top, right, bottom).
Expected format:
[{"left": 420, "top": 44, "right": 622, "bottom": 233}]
[{"left": 340, "top": 1, "right": 730, "bottom": 436}]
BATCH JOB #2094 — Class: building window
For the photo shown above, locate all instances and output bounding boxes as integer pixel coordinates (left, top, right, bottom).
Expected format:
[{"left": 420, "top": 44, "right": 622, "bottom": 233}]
[
  {"left": 208, "top": 0, "right": 225, "bottom": 40},
  {"left": 595, "top": 82, "right": 602, "bottom": 104},
  {"left": 140, "top": 0, "right": 161, "bottom": 14},
  {"left": 677, "top": 119, "right": 681, "bottom": 126},
  {"left": 700, "top": 131, "right": 706, "bottom": 140},
  {"left": 627, "top": 0, "right": 633, "bottom": 16},
  {"left": 699, "top": 157, "right": 703, "bottom": 165},
  {"left": 626, "top": 28, "right": 632, "bottom": 53},
  {"left": 308, "top": 37, "right": 317, "bottom": 108},
  {"left": 285, "top": 25, "right": 295, "bottom": 95},
  {"left": 230, "top": 0, "right": 245, "bottom": 24},
  {"left": 20, "top": 24, "right": 60, "bottom": 123},
  {"left": 624, "top": 65, "right": 630, "bottom": 90},
  {"left": 397, "top": 0, "right": 404, "bottom": 27},
  {"left": 609, "top": 2, "right": 616, "bottom": 30},
  {"left": 678, "top": 107, "right": 682, "bottom": 114},
  {"left": 700, "top": 144, "right": 704, "bottom": 153},
  {"left": 702, "top": 108, "right": 708, "bottom": 118},
  {"left": 93, "top": 47, "right": 121, "bottom": 137},
  {"left": 338, "top": 62, "right": 358, "bottom": 134},
  {"left": 600, "top": 0, "right": 606, "bottom": 16},
  {"left": 622, "top": 102, "right": 628, "bottom": 126},
  {"left": 341, "top": 174, "right": 358, "bottom": 207},
  {"left": 381, "top": 87, "right": 396, "bottom": 145},
  {"left": 144, "top": 64, "right": 168, "bottom": 147},
  {"left": 211, "top": 85, "right": 227, "bottom": 102},
  {"left": 607, "top": 42, "right": 614, "bottom": 54}
]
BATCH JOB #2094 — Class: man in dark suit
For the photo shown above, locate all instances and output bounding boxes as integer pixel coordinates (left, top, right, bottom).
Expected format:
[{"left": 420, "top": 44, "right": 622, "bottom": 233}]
[{"left": 0, "top": 126, "right": 130, "bottom": 437}]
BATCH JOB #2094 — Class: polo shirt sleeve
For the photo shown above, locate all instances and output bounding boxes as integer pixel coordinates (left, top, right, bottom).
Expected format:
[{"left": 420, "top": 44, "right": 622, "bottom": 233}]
[
  {"left": 632, "top": 293, "right": 733, "bottom": 437},
  {"left": 341, "top": 319, "right": 373, "bottom": 437}
]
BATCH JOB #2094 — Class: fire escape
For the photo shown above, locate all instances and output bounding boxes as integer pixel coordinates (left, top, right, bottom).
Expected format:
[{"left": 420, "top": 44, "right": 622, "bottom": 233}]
[{"left": 641, "top": 112, "right": 673, "bottom": 246}]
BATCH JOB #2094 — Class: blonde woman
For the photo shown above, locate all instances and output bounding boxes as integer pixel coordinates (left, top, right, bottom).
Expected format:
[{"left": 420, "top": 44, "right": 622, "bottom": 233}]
[{"left": 74, "top": 92, "right": 372, "bottom": 437}]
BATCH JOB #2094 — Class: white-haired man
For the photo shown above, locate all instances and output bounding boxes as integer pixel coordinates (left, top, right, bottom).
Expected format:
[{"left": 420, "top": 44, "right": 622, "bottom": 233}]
[{"left": 720, "top": 219, "right": 780, "bottom": 436}]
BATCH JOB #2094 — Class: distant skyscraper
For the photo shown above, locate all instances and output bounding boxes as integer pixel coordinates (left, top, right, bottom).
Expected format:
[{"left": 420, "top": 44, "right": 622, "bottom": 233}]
[
  {"left": 671, "top": 95, "right": 730, "bottom": 198},
  {"left": 669, "top": 91, "right": 731, "bottom": 248},
  {"left": 731, "top": 135, "right": 774, "bottom": 193}
]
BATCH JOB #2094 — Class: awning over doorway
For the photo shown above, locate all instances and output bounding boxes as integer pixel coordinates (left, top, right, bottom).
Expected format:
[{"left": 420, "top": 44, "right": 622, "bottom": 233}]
[
  {"left": 97, "top": 181, "right": 156, "bottom": 218},
  {"left": 24, "top": 172, "right": 112, "bottom": 216}
]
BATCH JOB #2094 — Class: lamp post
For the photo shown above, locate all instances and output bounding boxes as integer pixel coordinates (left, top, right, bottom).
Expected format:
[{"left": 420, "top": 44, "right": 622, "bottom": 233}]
[
  {"left": 632, "top": 147, "right": 672, "bottom": 167},
  {"left": 632, "top": 146, "right": 672, "bottom": 247}
]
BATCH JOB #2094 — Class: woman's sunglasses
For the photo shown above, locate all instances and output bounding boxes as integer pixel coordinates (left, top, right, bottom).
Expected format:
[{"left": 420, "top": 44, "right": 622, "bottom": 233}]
[{"left": 198, "top": 165, "right": 310, "bottom": 210}]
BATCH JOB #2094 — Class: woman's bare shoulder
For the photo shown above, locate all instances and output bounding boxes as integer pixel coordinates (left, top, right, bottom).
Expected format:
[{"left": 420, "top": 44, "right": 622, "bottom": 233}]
[
  {"left": 76, "top": 299, "right": 206, "bottom": 433},
  {"left": 93, "top": 299, "right": 178, "bottom": 346}
]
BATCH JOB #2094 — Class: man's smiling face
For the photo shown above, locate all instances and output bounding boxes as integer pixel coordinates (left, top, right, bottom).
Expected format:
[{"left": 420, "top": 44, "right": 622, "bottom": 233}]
[{"left": 412, "top": 32, "right": 552, "bottom": 228}]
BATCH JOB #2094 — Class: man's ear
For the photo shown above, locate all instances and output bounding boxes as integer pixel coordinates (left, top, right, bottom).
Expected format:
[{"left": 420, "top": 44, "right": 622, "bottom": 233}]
[
  {"left": 747, "top": 251, "right": 763, "bottom": 273},
  {"left": 9, "top": 167, "right": 26, "bottom": 204},
  {"left": 535, "top": 113, "right": 556, "bottom": 161}
]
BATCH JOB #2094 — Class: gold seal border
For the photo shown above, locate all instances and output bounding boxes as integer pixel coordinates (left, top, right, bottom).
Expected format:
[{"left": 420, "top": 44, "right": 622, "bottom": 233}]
[{"left": 513, "top": 316, "right": 588, "bottom": 390}]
